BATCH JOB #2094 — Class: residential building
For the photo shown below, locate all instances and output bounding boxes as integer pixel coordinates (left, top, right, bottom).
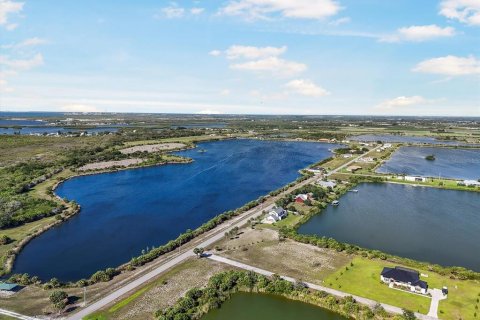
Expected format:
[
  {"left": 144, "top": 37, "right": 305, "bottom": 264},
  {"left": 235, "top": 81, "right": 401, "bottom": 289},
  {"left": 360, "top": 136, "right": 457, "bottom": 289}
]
[{"left": 380, "top": 266, "right": 428, "bottom": 294}]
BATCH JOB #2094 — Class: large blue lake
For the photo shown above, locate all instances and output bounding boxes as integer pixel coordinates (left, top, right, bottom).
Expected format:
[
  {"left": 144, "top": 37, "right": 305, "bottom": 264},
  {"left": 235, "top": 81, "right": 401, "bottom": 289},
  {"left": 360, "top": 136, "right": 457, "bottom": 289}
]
[
  {"left": 13, "top": 139, "right": 338, "bottom": 281},
  {"left": 298, "top": 183, "right": 480, "bottom": 271},
  {"left": 377, "top": 146, "right": 480, "bottom": 180}
]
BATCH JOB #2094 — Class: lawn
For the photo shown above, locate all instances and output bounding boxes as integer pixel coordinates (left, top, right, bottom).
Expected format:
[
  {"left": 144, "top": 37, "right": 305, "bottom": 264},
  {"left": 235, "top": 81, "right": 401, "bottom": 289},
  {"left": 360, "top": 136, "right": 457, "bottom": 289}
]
[{"left": 323, "top": 257, "right": 480, "bottom": 319}]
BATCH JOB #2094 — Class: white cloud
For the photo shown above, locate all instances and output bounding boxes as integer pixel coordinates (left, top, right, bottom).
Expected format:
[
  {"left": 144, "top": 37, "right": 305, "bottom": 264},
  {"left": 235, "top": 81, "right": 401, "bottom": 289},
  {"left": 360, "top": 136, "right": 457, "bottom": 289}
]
[
  {"left": 413, "top": 55, "right": 480, "bottom": 76},
  {"left": 285, "top": 79, "right": 330, "bottom": 97},
  {"left": 190, "top": 7, "right": 204, "bottom": 15},
  {"left": 60, "top": 104, "right": 102, "bottom": 113},
  {"left": 377, "top": 96, "right": 431, "bottom": 109},
  {"left": 380, "top": 25, "right": 455, "bottom": 42},
  {"left": 225, "top": 45, "right": 287, "bottom": 60},
  {"left": 439, "top": 0, "right": 480, "bottom": 26},
  {"left": 220, "top": 0, "right": 341, "bottom": 20},
  {"left": 196, "top": 109, "right": 223, "bottom": 114},
  {"left": 160, "top": 6, "right": 185, "bottom": 19},
  {"left": 0, "top": 53, "right": 44, "bottom": 70},
  {"left": 220, "top": 89, "right": 231, "bottom": 95},
  {"left": 0, "top": 0, "right": 23, "bottom": 27},
  {"left": 230, "top": 56, "right": 306, "bottom": 77},
  {"left": 2, "top": 37, "right": 48, "bottom": 50},
  {"left": 328, "top": 17, "right": 350, "bottom": 26},
  {"left": 209, "top": 50, "right": 222, "bottom": 57}
]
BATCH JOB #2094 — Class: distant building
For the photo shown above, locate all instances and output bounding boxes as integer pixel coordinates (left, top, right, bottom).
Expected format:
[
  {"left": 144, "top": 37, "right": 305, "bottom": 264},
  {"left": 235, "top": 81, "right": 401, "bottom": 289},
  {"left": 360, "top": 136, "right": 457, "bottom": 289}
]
[
  {"left": 295, "top": 194, "right": 313, "bottom": 203},
  {"left": 462, "top": 180, "right": 480, "bottom": 187},
  {"left": 263, "top": 207, "right": 287, "bottom": 224},
  {"left": 404, "top": 176, "right": 426, "bottom": 182},
  {"left": 317, "top": 180, "right": 337, "bottom": 189},
  {"left": 0, "top": 282, "right": 18, "bottom": 293},
  {"left": 380, "top": 266, "right": 428, "bottom": 294},
  {"left": 343, "top": 154, "right": 353, "bottom": 158}
]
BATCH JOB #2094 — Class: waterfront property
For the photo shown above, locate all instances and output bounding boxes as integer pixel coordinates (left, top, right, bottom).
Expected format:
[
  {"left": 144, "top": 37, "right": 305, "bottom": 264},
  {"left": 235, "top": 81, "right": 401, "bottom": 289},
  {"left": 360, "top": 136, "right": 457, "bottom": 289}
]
[
  {"left": 404, "top": 175, "right": 427, "bottom": 182},
  {"left": 12, "top": 139, "right": 339, "bottom": 281},
  {"left": 263, "top": 207, "right": 288, "bottom": 223},
  {"left": 294, "top": 194, "right": 312, "bottom": 203},
  {"left": 377, "top": 146, "right": 480, "bottom": 180},
  {"left": 317, "top": 180, "right": 337, "bottom": 189},
  {"left": 201, "top": 292, "right": 347, "bottom": 320},
  {"left": 298, "top": 183, "right": 480, "bottom": 271},
  {"left": 381, "top": 266, "right": 428, "bottom": 295}
]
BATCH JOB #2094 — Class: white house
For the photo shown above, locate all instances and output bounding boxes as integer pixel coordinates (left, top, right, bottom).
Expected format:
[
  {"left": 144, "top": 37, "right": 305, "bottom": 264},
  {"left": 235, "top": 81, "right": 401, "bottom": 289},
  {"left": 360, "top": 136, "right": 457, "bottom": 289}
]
[
  {"left": 381, "top": 266, "right": 428, "bottom": 295},
  {"left": 404, "top": 175, "right": 426, "bottom": 182},
  {"left": 263, "top": 207, "right": 287, "bottom": 224},
  {"left": 463, "top": 180, "right": 480, "bottom": 187},
  {"left": 317, "top": 180, "right": 337, "bottom": 189}
]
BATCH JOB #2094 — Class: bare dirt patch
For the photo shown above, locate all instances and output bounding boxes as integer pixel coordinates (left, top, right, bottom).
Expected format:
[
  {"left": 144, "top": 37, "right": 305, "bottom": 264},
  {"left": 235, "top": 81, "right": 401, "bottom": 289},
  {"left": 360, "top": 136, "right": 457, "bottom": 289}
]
[
  {"left": 215, "top": 227, "right": 352, "bottom": 284},
  {"left": 77, "top": 159, "right": 144, "bottom": 171},
  {"left": 119, "top": 143, "right": 187, "bottom": 154}
]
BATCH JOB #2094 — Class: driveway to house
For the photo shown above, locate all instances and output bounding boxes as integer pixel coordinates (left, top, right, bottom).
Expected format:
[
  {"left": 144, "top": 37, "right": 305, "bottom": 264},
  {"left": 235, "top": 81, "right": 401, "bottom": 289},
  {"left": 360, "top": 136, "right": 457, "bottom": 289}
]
[
  {"left": 207, "top": 254, "right": 437, "bottom": 320},
  {"left": 427, "top": 289, "right": 447, "bottom": 318},
  {"left": 67, "top": 145, "right": 380, "bottom": 319}
]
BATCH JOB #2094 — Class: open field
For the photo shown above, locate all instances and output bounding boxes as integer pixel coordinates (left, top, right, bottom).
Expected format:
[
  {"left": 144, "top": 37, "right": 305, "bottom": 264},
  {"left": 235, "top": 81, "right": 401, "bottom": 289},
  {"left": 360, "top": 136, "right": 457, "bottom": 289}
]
[
  {"left": 323, "top": 257, "right": 480, "bottom": 319},
  {"left": 119, "top": 143, "right": 187, "bottom": 154},
  {"left": 216, "top": 227, "right": 352, "bottom": 284},
  {"left": 85, "top": 258, "right": 235, "bottom": 320},
  {"left": 77, "top": 159, "right": 144, "bottom": 171}
]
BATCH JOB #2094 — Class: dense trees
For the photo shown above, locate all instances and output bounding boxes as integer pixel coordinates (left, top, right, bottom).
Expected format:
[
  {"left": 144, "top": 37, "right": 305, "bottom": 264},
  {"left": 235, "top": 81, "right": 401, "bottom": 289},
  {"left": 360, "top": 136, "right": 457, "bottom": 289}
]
[{"left": 49, "top": 290, "right": 68, "bottom": 312}]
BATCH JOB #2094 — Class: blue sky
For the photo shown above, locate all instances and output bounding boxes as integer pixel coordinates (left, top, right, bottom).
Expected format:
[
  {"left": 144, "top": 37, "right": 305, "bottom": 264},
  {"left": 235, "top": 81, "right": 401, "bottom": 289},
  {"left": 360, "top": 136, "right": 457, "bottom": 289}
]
[{"left": 0, "top": 0, "right": 479, "bottom": 116}]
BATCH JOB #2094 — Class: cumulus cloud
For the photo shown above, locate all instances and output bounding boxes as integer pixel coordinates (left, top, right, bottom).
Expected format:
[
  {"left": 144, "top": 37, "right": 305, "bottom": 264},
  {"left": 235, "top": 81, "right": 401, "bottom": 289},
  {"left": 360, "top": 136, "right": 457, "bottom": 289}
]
[
  {"left": 219, "top": 0, "right": 342, "bottom": 20},
  {"left": 377, "top": 96, "right": 432, "bottom": 109},
  {"left": 161, "top": 6, "right": 185, "bottom": 18},
  {"left": 209, "top": 50, "right": 222, "bottom": 57},
  {"left": 230, "top": 56, "right": 306, "bottom": 77},
  {"left": 0, "top": 53, "right": 44, "bottom": 70},
  {"left": 413, "top": 55, "right": 480, "bottom": 76},
  {"left": 190, "top": 7, "right": 204, "bottom": 15},
  {"left": 2, "top": 37, "right": 48, "bottom": 50},
  {"left": 0, "top": 0, "right": 23, "bottom": 28},
  {"left": 60, "top": 104, "right": 102, "bottom": 113},
  {"left": 380, "top": 25, "right": 455, "bottom": 42},
  {"left": 439, "top": 0, "right": 480, "bottom": 26},
  {"left": 285, "top": 79, "right": 330, "bottom": 97},
  {"left": 225, "top": 45, "right": 287, "bottom": 60}
]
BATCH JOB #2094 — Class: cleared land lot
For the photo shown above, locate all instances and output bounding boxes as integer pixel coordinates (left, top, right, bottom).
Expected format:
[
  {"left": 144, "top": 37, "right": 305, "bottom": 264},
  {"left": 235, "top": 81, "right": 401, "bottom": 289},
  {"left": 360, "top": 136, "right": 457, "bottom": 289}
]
[
  {"left": 77, "top": 159, "right": 144, "bottom": 171},
  {"left": 215, "top": 227, "right": 352, "bottom": 283},
  {"left": 119, "top": 143, "right": 186, "bottom": 154}
]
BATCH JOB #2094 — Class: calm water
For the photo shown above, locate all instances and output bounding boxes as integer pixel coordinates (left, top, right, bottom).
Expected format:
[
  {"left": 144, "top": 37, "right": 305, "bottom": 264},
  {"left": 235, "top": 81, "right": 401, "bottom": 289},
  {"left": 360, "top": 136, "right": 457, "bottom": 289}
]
[
  {"left": 298, "top": 183, "right": 480, "bottom": 270},
  {"left": 377, "top": 146, "right": 480, "bottom": 180},
  {"left": 0, "top": 119, "right": 47, "bottom": 126},
  {"left": 13, "top": 139, "right": 338, "bottom": 281},
  {"left": 351, "top": 134, "right": 466, "bottom": 145},
  {"left": 202, "top": 293, "right": 346, "bottom": 320}
]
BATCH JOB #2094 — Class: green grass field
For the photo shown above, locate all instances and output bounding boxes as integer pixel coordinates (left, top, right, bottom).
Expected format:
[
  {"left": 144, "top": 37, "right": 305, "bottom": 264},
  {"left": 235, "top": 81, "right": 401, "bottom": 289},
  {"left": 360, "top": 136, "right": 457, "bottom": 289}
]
[{"left": 323, "top": 257, "right": 480, "bottom": 319}]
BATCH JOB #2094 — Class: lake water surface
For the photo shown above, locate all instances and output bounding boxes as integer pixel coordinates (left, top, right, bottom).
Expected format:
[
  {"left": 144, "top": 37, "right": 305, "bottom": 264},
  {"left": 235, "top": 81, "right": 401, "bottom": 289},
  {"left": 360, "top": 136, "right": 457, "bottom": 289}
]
[
  {"left": 298, "top": 183, "right": 480, "bottom": 270},
  {"left": 13, "top": 139, "right": 338, "bottom": 281},
  {"left": 201, "top": 292, "right": 346, "bottom": 320},
  {"left": 377, "top": 146, "right": 480, "bottom": 180}
]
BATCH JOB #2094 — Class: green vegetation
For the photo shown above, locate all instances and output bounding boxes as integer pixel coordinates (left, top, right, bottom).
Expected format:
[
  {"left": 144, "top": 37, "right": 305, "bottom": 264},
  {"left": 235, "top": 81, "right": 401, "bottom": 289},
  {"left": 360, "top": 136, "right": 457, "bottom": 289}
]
[
  {"left": 157, "top": 270, "right": 391, "bottom": 320},
  {"left": 49, "top": 290, "right": 69, "bottom": 311},
  {"left": 425, "top": 154, "right": 435, "bottom": 161}
]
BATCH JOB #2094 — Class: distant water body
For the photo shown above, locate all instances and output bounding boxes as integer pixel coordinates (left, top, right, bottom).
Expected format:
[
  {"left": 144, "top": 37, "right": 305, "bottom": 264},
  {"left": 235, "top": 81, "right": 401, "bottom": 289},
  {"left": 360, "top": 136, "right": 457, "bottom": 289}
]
[
  {"left": 12, "top": 139, "right": 339, "bottom": 281},
  {"left": 298, "top": 183, "right": 480, "bottom": 270},
  {"left": 377, "top": 146, "right": 480, "bottom": 180},
  {"left": 351, "top": 134, "right": 474, "bottom": 146}
]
